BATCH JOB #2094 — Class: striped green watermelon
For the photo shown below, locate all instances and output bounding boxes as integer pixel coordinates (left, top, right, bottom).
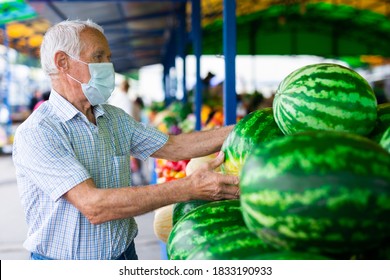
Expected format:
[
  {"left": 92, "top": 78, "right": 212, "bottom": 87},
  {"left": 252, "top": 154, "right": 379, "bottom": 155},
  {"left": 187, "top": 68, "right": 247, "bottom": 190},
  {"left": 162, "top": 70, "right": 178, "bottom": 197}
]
[
  {"left": 379, "top": 127, "right": 390, "bottom": 153},
  {"left": 352, "top": 245, "right": 390, "bottom": 260},
  {"left": 371, "top": 239, "right": 390, "bottom": 260},
  {"left": 186, "top": 227, "right": 276, "bottom": 260},
  {"left": 189, "top": 251, "right": 330, "bottom": 260},
  {"left": 240, "top": 130, "right": 390, "bottom": 256},
  {"left": 249, "top": 252, "right": 329, "bottom": 260},
  {"left": 187, "top": 226, "right": 329, "bottom": 259},
  {"left": 351, "top": 237, "right": 390, "bottom": 260},
  {"left": 273, "top": 63, "right": 377, "bottom": 136},
  {"left": 167, "top": 199, "right": 244, "bottom": 260},
  {"left": 172, "top": 199, "right": 209, "bottom": 226},
  {"left": 221, "top": 107, "right": 283, "bottom": 176},
  {"left": 369, "top": 103, "right": 390, "bottom": 143}
]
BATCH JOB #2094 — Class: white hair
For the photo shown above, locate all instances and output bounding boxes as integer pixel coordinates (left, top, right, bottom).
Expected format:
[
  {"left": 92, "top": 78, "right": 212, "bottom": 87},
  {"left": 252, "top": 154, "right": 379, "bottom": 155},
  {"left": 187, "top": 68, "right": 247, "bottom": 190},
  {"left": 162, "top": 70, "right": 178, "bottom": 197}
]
[{"left": 40, "top": 19, "right": 104, "bottom": 76}]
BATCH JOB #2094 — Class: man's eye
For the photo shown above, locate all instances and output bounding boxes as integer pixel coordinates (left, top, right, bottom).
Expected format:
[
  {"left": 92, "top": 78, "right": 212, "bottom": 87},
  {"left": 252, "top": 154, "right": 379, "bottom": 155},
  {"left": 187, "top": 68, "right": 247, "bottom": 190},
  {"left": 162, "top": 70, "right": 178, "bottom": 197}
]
[{"left": 94, "top": 55, "right": 103, "bottom": 61}]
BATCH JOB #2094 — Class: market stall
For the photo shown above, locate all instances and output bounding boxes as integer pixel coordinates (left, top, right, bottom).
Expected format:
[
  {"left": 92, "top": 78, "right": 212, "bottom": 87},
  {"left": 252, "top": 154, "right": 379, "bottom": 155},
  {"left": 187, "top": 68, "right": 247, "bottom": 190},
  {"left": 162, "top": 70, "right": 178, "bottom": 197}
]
[{"left": 1, "top": 0, "right": 389, "bottom": 260}]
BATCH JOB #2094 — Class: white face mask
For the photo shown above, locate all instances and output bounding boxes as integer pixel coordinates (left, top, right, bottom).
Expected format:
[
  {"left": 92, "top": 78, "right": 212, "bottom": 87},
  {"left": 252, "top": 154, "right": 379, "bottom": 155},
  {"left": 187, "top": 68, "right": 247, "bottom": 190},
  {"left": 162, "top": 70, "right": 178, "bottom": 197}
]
[{"left": 66, "top": 54, "right": 115, "bottom": 106}]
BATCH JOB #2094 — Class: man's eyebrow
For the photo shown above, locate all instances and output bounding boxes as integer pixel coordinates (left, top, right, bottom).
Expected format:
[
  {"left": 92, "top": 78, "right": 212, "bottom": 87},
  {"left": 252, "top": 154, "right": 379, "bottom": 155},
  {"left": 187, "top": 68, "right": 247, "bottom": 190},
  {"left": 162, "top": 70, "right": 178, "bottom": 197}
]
[{"left": 92, "top": 50, "right": 105, "bottom": 56}]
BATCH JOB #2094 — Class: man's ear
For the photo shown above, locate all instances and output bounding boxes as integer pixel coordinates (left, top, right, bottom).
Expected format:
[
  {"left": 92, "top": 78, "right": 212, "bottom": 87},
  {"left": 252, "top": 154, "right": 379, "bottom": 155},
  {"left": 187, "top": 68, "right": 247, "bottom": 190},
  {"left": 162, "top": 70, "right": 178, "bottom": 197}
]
[{"left": 54, "top": 51, "right": 68, "bottom": 72}]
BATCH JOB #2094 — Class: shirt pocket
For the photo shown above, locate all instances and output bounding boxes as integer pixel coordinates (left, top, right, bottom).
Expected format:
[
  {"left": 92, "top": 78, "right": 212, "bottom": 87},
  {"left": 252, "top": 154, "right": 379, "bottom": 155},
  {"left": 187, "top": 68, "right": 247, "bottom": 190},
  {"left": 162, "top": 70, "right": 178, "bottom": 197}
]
[{"left": 111, "top": 155, "right": 132, "bottom": 187}]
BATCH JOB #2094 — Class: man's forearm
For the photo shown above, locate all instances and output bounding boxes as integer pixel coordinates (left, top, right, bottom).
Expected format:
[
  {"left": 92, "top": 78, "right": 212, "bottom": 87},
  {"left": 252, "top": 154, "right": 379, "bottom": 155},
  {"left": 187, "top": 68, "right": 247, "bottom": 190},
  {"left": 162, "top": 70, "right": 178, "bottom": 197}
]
[
  {"left": 153, "top": 125, "right": 234, "bottom": 161},
  {"left": 85, "top": 178, "right": 192, "bottom": 224},
  {"left": 64, "top": 151, "right": 239, "bottom": 225}
]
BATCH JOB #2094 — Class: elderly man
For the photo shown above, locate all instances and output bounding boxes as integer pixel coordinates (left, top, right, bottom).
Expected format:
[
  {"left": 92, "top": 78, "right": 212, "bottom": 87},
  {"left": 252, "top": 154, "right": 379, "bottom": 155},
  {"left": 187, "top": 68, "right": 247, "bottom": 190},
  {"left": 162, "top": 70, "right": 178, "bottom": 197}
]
[{"left": 12, "top": 19, "right": 239, "bottom": 260}]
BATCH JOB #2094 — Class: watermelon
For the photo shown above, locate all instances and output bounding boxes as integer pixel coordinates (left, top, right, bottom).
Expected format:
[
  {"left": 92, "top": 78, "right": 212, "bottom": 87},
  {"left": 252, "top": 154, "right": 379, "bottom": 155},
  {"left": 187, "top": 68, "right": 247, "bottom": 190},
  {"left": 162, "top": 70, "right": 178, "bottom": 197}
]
[
  {"left": 189, "top": 247, "right": 329, "bottom": 260},
  {"left": 172, "top": 199, "right": 209, "bottom": 226},
  {"left": 221, "top": 107, "right": 283, "bottom": 176},
  {"left": 167, "top": 199, "right": 245, "bottom": 260},
  {"left": 379, "top": 127, "right": 390, "bottom": 152},
  {"left": 352, "top": 237, "right": 390, "bottom": 260},
  {"left": 273, "top": 63, "right": 377, "bottom": 136},
  {"left": 370, "top": 239, "right": 390, "bottom": 260},
  {"left": 250, "top": 252, "right": 329, "bottom": 260},
  {"left": 187, "top": 226, "right": 329, "bottom": 260},
  {"left": 186, "top": 227, "right": 276, "bottom": 260},
  {"left": 369, "top": 103, "right": 390, "bottom": 143},
  {"left": 240, "top": 130, "right": 390, "bottom": 256}
]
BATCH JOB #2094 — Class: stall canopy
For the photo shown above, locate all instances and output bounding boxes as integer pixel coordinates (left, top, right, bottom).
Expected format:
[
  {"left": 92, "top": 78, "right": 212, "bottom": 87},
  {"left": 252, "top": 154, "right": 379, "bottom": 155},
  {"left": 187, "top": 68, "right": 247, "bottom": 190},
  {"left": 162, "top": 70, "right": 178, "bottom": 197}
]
[
  {"left": 0, "top": 0, "right": 50, "bottom": 62},
  {"left": 26, "top": 0, "right": 187, "bottom": 74},
  {"left": 200, "top": 1, "right": 390, "bottom": 58},
  {"left": 3, "top": 18, "right": 50, "bottom": 60},
  {"left": 0, "top": 0, "right": 36, "bottom": 25}
]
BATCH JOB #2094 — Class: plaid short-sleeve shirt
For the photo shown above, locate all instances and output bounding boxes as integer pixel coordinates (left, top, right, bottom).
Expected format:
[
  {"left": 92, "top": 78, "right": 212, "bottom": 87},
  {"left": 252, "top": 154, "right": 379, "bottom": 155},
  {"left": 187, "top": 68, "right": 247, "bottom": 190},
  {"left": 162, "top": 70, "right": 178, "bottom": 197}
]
[{"left": 12, "top": 90, "right": 168, "bottom": 260}]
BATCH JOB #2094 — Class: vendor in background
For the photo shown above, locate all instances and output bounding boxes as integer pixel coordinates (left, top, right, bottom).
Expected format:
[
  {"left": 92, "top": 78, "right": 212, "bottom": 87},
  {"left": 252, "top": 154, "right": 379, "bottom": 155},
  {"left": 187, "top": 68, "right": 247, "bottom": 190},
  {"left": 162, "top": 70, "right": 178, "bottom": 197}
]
[
  {"left": 132, "top": 96, "right": 144, "bottom": 123},
  {"left": 108, "top": 78, "right": 133, "bottom": 115},
  {"left": 33, "top": 91, "right": 51, "bottom": 111},
  {"left": 28, "top": 89, "right": 43, "bottom": 112},
  {"left": 12, "top": 19, "right": 239, "bottom": 260},
  {"left": 130, "top": 96, "right": 149, "bottom": 185}
]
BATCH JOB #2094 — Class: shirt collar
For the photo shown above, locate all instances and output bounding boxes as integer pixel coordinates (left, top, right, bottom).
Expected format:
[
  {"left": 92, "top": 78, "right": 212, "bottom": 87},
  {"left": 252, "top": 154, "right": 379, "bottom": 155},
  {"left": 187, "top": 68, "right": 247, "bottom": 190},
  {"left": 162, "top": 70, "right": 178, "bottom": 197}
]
[
  {"left": 49, "top": 89, "right": 106, "bottom": 122},
  {"left": 93, "top": 104, "right": 106, "bottom": 120}
]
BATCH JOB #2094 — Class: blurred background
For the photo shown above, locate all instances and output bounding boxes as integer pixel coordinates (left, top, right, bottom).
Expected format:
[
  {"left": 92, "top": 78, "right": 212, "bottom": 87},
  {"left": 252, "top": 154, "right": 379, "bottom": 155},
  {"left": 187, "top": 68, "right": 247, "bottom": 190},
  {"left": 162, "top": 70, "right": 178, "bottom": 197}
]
[{"left": 0, "top": 0, "right": 389, "bottom": 260}]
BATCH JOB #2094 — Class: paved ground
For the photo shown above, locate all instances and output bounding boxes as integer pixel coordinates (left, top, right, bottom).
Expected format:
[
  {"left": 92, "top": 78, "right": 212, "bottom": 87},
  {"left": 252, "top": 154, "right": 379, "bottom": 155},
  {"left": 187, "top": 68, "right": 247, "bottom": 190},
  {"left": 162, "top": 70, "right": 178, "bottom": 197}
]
[{"left": 0, "top": 154, "right": 165, "bottom": 260}]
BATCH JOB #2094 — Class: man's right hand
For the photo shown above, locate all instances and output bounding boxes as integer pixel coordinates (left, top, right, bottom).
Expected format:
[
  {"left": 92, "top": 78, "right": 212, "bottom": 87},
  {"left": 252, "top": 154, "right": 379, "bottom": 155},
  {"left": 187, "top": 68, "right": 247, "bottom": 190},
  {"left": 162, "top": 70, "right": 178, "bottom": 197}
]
[{"left": 186, "top": 151, "right": 240, "bottom": 201}]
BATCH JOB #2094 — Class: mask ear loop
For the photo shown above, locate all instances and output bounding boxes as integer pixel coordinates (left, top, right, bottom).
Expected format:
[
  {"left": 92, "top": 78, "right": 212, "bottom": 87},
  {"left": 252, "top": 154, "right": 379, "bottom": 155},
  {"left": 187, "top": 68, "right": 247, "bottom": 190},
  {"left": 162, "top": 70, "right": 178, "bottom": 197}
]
[
  {"left": 66, "top": 53, "right": 89, "bottom": 66},
  {"left": 65, "top": 52, "right": 90, "bottom": 84},
  {"left": 67, "top": 73, "right": 83, "bottom": 85}
]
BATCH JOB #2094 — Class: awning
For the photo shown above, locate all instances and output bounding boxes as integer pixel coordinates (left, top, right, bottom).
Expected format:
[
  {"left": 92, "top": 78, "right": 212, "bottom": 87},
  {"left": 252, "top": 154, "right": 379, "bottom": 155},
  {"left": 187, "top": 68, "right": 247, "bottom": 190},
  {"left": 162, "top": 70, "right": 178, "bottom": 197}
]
[
  {"left": 201, "top": 1, "right": 390, "bottom": 58},
  {"left": 28, "top": 0, "right": 187, "bottom": 74},
  {"left": 0, "top": 0, "right": 36, "bottom": 25}
]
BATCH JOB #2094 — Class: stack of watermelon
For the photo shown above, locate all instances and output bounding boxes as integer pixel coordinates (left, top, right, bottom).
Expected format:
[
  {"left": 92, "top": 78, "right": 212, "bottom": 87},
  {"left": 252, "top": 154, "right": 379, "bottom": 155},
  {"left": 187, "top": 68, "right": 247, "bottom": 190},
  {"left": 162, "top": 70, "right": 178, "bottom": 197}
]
[
  {"left": 166, "top": 63, "right": 390, "bottom": 260},
  {"left": 220, "top": 107, "right": 284, "bottom": 176}
]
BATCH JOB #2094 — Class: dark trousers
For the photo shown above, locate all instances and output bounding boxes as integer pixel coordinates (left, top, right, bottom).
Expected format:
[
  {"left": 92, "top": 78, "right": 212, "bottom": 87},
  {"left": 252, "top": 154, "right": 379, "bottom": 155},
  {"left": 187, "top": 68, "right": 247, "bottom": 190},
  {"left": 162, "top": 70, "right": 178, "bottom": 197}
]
[{"left": 30, "top": 241, "right": 138, "bottom": 260}]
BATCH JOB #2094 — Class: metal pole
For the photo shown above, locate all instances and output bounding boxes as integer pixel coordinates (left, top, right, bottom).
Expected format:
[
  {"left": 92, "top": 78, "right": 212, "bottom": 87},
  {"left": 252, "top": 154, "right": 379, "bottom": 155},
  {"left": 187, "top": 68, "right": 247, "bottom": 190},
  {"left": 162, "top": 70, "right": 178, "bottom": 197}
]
[
  {"left": 178, "top": 3, "right": 187, "bottom": 104},
  {"left": 192, "top": 0, "right": 202, "bottom": 131},
  {"left": 223, "top": 0, "right": 237, "bottom": 125}
]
